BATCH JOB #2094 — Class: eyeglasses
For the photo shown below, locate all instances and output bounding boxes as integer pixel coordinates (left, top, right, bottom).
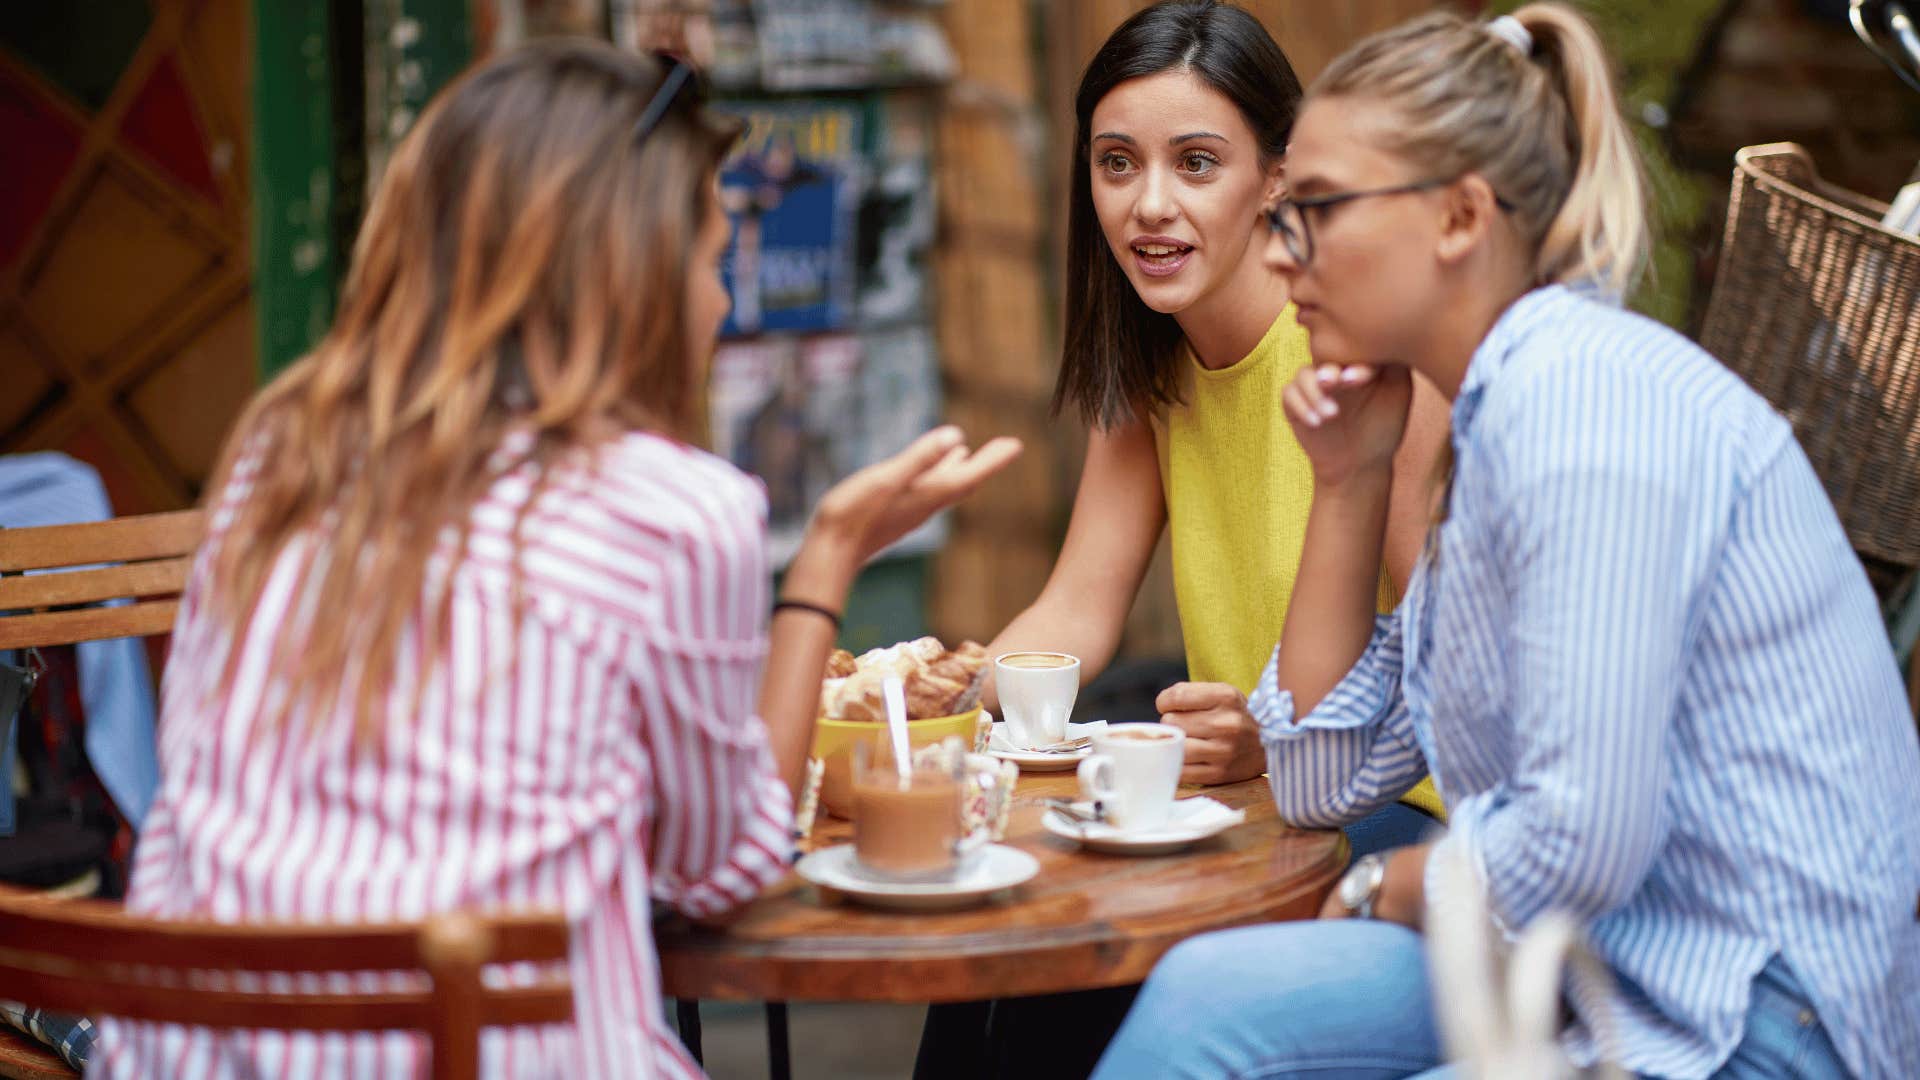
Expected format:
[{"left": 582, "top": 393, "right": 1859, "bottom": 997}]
[
  {"left": 1267, "top": 178, "right": 1515, "bottom": 269},
  {"left": 632, "top": 53, "right": 699, "bottom": 146}
]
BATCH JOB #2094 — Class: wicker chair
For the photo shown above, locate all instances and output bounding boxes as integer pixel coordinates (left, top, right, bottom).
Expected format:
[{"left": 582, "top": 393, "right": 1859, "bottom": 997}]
[{"left": 1696, "top": 142, "right": 1920, "bottom": 712}]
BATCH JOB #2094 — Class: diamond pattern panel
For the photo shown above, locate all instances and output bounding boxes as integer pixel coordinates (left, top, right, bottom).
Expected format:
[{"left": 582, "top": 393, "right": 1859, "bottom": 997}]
[
  {"left": 121, "top": 54, "right": 221, "bottom": 206},
  {"left": 0, "top": 319, "right": 59, "bottom": 437},
  {"left": 125, "top": 297, "right": 256, "bottom": 485},
  {"left": 22, "top": 166, "right": 217, "bottom": 366},
  {"left": 0, "top": 0, "right": 151, "bottom": 111},
  {"left": 0, "top": 67, "right": 84, "bottom": 270}
]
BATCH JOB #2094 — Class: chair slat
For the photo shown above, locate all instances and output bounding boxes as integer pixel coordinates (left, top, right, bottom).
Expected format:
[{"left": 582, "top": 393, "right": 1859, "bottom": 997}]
[
  {"left": 0, "top": 601, "right": 180, "bottom": 650},
  {"left": 0, "top": 899, "right": 569, "bottom": 972},
  {"left": 0, "top": 558, "right": 190, "bottom": 611},
  {"left": 0, "top": 1025, "right": 76, "bottom": 1080},
  {"left": 0, "top": 961, "right": 437, "bottom": 1031},
  {"left": 0, "top": 511, "right": 204, "bottom": 572},
  {"left": 477, "top": 985, "right": 577, "bottom": 1027}
]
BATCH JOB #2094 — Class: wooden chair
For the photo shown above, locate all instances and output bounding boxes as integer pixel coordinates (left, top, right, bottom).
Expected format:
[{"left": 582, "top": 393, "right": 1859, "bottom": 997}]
[
  {"left": 0, "top": 509, "right": 205, "bottom": 650},
  {"left": 1696, "top": 143, "right": 1920, "bottom": 719},
  {"left": 0, "top": 887, "right": 572, "bottom": 1080},
  {"left": 0, "top": 509, "right": 206, "bottom": 900}
]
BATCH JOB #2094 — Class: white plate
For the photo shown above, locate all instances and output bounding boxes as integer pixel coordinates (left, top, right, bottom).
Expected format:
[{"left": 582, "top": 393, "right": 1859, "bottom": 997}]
[
  {"left": 987, "top": 720, "right": 1107, "bottom": 771},
  {"left": 1040, "top": 798, "right": 1245, "bottom": 856},
  {"left": 794, "top": 843, "right": 1040, "bottom": 912}
]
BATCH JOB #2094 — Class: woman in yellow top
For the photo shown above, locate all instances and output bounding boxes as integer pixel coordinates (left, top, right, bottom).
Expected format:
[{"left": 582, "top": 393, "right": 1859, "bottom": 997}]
[
  {"left": 987, "top": 0, "right": 1448, "bottom": 840},
  {"left": 917, "top": 6, "right": 1451, "bottom": 1079}
]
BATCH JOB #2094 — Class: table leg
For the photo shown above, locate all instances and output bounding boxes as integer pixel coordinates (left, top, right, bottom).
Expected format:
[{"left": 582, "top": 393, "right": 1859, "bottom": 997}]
[
  {"left": 765, "top": 1001, "right": 791, "bottom": 1080},
  {"left": 675, "top": 999, "right": 702, "bottom": 1065}
]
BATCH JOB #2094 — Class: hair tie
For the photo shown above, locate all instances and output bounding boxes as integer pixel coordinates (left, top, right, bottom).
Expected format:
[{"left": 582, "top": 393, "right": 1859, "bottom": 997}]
[{"left": 1487, "top": 15, "right": 1534, "bottom": 57}]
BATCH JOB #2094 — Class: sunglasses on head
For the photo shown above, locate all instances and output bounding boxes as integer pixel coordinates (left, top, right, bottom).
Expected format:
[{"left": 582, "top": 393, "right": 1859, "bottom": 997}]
[{"left": 632, "top": 52, "right": 701, "bottom": 146}]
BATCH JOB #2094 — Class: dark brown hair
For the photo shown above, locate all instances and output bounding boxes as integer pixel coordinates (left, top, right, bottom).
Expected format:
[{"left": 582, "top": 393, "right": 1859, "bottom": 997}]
[
  {"left": 1054, "top": 0, "right": 1303, "bottom": 428},
  {"left": 201, "top": 40, "right": 740, "bottom": 734}
]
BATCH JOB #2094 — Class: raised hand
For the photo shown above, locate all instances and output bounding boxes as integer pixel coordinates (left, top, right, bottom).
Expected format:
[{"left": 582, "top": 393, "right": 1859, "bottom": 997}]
[
  {"left": 1281, "top": 362, "right": 1413, "bottom": 486},
  {"left": 780, "top": 426, "right": 1020, "bottom": 620}
]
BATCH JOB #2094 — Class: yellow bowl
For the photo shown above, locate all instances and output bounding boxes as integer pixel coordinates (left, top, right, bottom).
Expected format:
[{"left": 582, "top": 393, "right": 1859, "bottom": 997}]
[{"left": 813, "top": 707, "right": 983, "bottom": 819}]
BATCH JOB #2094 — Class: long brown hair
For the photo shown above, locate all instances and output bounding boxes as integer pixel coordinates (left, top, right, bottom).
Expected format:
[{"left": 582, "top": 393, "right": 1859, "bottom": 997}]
[
  {"left": 200, "top": 40, "right": 739, "bottom": 732},
  {"left": 1054, "top": 0, "right": 1303, "bottom": 429}
]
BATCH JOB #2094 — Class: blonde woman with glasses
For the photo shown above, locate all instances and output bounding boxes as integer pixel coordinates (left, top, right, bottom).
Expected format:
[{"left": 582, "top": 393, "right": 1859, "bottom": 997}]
[{"left": 1094, "top": 6, "right": 1920, "bottom": 1078}]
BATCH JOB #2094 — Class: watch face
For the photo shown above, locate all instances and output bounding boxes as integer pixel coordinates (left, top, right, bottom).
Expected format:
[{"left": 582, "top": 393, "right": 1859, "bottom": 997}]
[
  {"left": 1338, "top": 870, "right": 1367, "bottom": 908},
  {"left": 1338, "top": 857, "right": 1381, "bottom": 910}
]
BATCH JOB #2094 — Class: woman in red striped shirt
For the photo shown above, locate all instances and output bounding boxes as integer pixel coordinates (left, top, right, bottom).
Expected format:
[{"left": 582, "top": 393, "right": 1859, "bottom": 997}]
[{"left": 96, "top": 41, "right": 1018, "bottom": 1079}]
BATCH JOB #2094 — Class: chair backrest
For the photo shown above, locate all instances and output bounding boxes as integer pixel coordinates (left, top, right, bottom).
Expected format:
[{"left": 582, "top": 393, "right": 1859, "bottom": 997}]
[
  {"left": 1696, "top": 142, "right": 1920, "bottom": 572},
  {"left": 0, "top": 888, "right": 572, "bottom": 1080},
  {"left": 0, "top": 510, "right": 205, "bottom": 650}
]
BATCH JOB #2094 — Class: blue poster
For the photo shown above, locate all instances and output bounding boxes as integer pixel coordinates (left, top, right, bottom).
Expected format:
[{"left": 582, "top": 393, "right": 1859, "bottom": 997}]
[{"left": 714, "top": 99, "right": 864, "bottom": 337}]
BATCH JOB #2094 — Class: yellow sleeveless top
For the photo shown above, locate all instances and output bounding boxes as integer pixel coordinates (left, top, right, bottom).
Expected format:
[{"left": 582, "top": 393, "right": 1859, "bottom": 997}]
[{"left": 1152, "top": 308, "right": 1443, "bottom": 818}]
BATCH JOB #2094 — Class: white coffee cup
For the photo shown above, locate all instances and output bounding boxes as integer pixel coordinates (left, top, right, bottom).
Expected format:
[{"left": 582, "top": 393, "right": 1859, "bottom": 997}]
[
  {"left": 994, "top": 651, "right": 1080, "bottom": 750},
  {"left": 1077, "top": 723, "right": 1183, "bottom": 831}
]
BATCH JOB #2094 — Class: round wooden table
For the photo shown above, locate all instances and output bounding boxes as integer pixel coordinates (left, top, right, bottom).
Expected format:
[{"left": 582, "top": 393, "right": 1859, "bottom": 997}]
[{"left": 655, "top": 771, "right": 1347, "bottom": 1005}]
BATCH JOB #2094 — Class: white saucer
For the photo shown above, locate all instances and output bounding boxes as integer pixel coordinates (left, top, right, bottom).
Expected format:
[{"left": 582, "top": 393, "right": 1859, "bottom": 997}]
[
  {"left": 794, "top": 843, "right": 1040, "bottom": 911},
  {"left": 1040, "top": 797, "right": 1245, "bottom": 856},
  {"left": 987, "top": 720, "right": 1106, "bottom": 771}
]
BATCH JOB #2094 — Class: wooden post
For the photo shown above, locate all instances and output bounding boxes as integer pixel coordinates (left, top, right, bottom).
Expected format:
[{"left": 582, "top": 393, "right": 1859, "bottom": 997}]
[
  {"left": 930, "top": 0, "right": 1064, "bottom": 645},
  {"left": 250, "top": 1, "right": 343, "bottom": 380}
]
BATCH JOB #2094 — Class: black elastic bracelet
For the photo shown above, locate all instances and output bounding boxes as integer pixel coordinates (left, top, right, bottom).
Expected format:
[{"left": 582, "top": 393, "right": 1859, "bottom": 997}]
[{"left": 773, "top": 599, "right": 842, "bottom": 632}]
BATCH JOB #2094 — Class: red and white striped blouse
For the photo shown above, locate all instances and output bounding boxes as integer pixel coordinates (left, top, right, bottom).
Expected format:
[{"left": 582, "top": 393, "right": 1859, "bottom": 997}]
[{"left": 96, "top": 431, "right": 794, "bottom": 1079}]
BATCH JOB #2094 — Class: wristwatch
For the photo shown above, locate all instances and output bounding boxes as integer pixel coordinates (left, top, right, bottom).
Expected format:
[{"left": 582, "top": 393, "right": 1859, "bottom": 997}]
[{"left": 1336, "top": 853, "right": 1387, "bottom": 919}]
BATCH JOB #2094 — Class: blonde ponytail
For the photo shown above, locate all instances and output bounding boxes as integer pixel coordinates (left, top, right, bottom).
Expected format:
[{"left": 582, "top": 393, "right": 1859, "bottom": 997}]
[
  {"left": 1518, "top": 4, "right": 1648, "bottom": 299},
  {"left": 1313, "top": 2, "right": 1648, "bottom": 298}
]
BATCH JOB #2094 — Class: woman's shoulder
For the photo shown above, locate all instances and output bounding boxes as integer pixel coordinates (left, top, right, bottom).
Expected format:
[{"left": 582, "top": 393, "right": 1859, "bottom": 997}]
[
  {"left": 530, "top": 432, "right": 767, "bottom": 563},
  {"left": 1485, "top": 290, "right": 1790, "bottom": 468},
  {"left": 597, "top": 431, "right": 766, "bottom": 518}
]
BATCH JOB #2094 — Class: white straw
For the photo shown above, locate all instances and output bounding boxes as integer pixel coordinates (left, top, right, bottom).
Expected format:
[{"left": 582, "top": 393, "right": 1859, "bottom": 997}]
[{"left": 882, "top": 676, "right": 913, "bottom": 789}]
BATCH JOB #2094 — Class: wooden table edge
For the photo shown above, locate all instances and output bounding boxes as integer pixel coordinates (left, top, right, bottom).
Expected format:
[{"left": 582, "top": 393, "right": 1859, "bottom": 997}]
[{"left": 657, "top": 834, "right": 1347, "bottom": 1003}]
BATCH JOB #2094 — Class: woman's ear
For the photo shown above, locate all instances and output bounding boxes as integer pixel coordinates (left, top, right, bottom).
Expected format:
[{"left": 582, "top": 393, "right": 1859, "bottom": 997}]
[
  {"left": 1263, "top": 156, "right": 1287, "bottom": 208},
  {"left": 1435, "top": 173, "right": 1500, "bottom": 266}
]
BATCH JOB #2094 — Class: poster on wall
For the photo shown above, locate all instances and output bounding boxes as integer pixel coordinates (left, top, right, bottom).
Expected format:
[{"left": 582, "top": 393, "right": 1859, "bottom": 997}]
[
  {"left": 857, "top": 94, "right": 937, "bottom": 326},
  {"left": 713, "top": 98, "right": 864, "bottom": 338},
  {"left": 854, "top": 324, "right": 946, "bottom": 556}
]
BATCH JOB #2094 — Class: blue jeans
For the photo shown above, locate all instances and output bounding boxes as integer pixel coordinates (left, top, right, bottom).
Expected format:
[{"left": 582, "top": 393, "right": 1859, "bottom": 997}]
[
  {"left": 1343, "top": 802, "right": 1439, "bottom": 859},
  {"left": 1090, "top": 921, "right": 1852, "bottom": 1080}
]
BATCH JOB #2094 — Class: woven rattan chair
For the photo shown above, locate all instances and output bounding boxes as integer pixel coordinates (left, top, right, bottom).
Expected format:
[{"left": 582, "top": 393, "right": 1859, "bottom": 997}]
[{"left": 1696, "top": 142, "right": 1920, "bottom": 712}]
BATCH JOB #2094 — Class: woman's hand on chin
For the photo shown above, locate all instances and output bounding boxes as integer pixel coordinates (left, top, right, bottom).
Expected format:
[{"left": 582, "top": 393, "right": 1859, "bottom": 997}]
[{"left": 1281, "top": 362, "right": 1412, "bottom": 489}]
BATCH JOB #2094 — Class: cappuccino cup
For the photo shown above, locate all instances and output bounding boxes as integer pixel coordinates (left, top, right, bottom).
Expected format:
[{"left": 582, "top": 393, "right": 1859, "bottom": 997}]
[
  {"left": 1077, "top": 723, "right": 1183, "bottom": 831},
  {"left": 994, "top": 651, "right": 1080, "bottom": 749}
]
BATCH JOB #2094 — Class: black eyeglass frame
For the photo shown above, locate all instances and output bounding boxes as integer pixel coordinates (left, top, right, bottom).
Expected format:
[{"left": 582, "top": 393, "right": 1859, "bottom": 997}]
[
  {"left": 631, "top": 53, "right": 699, "bottom": 146},
  {"left": 1267, "top": 178, "right": 1516, "bottom": 268}
]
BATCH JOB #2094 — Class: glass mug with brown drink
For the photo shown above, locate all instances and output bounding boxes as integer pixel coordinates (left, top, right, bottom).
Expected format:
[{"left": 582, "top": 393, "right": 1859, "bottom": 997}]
[{"left": 850, "top": 740, "right": 986, "bottom": 881}]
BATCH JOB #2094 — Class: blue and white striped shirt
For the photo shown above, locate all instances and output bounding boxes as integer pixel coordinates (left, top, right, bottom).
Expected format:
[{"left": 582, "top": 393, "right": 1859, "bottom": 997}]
[{"left": 1251, "top": 286, "right": 1920, "bottom": 1078}]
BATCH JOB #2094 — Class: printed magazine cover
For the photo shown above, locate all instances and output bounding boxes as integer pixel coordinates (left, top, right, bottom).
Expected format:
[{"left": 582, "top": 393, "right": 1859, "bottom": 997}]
[{"left": 713, "top": 98, "right": 865, "bottom": 337}]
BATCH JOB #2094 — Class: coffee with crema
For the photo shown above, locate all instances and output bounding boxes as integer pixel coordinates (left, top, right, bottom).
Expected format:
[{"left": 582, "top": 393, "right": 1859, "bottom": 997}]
[
  {"left": 1107, "top": 727, "right": 1176, "bottom": 742},
  {"left": 998, "top": 653, "right": 1075, "bottom": 669}
]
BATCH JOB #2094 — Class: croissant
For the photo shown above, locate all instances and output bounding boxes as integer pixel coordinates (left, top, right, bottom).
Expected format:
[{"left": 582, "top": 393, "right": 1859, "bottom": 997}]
[
  {"left": 825, "top": 670, "right": 888, "bottom": 724},
  {"left": 824, "top": 648, "right": 858, "bottom": 680},
  {"left": 904, "top": 666, "right": 969, "bottom": 718},
  {"left": 818, "top": 637, "right": 991, "bottom": 721}
]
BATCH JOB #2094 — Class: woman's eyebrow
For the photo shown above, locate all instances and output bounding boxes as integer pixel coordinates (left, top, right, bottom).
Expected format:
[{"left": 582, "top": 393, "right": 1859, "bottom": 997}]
[
  {"left": 1092, "top": 131, "right": 1137, "bottom": 145},
  {"left": 1170, "top": 132, "right": 1227, "bottom": 145}
]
